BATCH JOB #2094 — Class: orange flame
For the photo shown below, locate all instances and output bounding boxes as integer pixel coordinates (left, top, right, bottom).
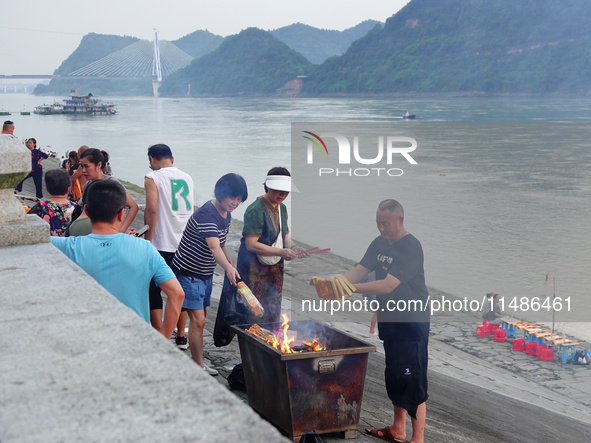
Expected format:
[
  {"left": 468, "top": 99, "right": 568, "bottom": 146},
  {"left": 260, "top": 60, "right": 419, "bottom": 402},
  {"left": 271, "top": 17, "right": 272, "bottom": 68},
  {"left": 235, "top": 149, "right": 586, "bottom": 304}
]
[
  {"left": 245, "top": 314, "right": 326, "bottom": 353},
  {"left": 301, "top": 337, "right": 326, "bottom": 351},
  {"left": 279, "top": 313, "right": 296, "bottom": 353}
]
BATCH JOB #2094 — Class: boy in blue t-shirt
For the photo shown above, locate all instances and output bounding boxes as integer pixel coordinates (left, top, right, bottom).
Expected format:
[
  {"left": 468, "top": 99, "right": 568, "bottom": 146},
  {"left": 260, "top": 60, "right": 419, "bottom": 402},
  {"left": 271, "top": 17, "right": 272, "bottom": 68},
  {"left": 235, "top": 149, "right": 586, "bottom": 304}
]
[{"left": 51, "top": 180, "right": 184, "bottom": 340}]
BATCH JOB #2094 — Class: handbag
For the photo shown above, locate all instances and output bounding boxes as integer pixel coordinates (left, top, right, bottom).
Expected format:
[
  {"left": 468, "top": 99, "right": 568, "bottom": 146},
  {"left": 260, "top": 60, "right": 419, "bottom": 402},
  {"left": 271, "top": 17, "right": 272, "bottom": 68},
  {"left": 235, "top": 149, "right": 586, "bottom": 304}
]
[{"left": 256, "top": 209, "right": 283, "bottom": 266}]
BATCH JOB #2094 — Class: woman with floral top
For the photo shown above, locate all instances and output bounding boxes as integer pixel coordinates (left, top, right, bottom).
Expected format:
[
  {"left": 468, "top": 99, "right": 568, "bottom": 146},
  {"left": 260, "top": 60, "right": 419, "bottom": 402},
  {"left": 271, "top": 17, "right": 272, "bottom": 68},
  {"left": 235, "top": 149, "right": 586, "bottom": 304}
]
[{"left": 28, "top": 168, "right": 77, "bottom": 237}]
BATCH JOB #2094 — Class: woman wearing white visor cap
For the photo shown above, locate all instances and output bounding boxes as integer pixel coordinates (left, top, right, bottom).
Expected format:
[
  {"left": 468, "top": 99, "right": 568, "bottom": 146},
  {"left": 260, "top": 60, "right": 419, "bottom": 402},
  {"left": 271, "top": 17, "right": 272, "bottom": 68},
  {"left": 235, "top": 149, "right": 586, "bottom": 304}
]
[
  {"left": 263, "top": 174, "right": 299, "bottom": 193},
  {"left": 214, "top": 166, "right": 307, "bottom": 346}
]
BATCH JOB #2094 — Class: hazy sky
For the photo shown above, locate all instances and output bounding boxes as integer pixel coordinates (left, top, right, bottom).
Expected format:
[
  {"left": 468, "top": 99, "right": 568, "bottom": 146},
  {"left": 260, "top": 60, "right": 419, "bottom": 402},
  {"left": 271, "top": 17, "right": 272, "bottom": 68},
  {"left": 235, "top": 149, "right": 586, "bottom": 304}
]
[{"left": 1, "top": 0, "right": 409, "bottom": 76}]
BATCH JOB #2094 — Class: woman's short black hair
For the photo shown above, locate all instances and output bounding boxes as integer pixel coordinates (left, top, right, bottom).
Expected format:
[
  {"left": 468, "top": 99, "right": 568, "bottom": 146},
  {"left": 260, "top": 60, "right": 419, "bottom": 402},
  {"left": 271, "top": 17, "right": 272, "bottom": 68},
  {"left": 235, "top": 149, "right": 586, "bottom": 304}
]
[{"left": 214, "top": 173, "right": 248, "bottom": 202}]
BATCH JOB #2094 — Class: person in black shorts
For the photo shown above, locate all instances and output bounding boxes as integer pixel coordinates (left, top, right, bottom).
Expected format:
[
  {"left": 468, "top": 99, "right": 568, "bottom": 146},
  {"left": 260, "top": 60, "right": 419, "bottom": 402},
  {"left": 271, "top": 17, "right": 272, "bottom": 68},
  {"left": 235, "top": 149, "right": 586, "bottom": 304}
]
[
  {"left": 342, "top": 199, "right": 430, "bottom": 443},
  {"left": 144, "top": 144, "right": 195, "bottom": 349}
]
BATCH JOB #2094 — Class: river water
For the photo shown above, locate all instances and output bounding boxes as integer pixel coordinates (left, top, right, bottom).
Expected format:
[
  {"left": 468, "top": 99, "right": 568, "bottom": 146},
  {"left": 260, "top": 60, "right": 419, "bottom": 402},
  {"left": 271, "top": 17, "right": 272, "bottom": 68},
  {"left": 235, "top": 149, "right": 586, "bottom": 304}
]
[{"left": 2, "top": 93, "right": 590, "bottom": 336}]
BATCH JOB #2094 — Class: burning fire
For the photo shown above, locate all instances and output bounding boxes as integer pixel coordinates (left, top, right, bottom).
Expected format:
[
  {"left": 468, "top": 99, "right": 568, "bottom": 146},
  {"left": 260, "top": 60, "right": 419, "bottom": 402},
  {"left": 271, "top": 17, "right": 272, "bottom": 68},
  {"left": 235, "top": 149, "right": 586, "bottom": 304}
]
[
  {"left": 301, "top": 337, "right": 325, "bottom": 351},
  {"left": 245, "top": 314, "right": 326, "bottom": 353}
]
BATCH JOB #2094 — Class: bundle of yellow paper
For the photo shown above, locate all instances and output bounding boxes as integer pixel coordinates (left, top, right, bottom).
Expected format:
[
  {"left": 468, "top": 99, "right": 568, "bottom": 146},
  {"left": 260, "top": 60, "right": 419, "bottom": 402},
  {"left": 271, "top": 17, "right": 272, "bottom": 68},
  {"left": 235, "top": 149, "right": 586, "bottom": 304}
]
[{"left": 310, "top": 275, "right": 356, "bottom": 300}]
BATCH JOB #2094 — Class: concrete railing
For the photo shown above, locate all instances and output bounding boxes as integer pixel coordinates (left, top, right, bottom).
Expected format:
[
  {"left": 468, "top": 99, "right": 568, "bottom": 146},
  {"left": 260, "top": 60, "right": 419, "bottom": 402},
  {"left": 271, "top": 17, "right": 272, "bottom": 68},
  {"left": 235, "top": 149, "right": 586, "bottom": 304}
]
[{"left": 0, "top": 241, "right": 287, "bottom": 442}]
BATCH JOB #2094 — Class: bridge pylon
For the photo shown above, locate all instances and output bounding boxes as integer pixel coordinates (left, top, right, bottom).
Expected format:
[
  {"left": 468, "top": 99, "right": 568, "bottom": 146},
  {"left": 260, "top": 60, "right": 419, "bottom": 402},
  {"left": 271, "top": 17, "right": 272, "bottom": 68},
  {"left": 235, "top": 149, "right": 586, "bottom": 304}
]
[{"left": 152, "top": 30, "right": 163, "bottom": 97}]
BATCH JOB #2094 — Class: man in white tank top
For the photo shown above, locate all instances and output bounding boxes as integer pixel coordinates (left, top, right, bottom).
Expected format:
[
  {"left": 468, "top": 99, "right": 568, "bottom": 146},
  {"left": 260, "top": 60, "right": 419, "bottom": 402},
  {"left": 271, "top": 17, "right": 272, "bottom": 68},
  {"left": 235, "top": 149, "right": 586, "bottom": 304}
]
[{"left": 145, "top": 144, "right": 195, "bottom": 349}]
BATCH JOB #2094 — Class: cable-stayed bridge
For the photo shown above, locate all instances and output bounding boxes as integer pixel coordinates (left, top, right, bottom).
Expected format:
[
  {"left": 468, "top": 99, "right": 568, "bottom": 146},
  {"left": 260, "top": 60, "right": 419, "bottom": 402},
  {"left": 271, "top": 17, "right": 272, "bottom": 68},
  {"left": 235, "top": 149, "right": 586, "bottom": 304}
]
[
  {"left": 1, "top": 32, "right": 193, "bottom": 96},
  {"left": 69, "top": 40, "right": 191, "bottom": 79}
]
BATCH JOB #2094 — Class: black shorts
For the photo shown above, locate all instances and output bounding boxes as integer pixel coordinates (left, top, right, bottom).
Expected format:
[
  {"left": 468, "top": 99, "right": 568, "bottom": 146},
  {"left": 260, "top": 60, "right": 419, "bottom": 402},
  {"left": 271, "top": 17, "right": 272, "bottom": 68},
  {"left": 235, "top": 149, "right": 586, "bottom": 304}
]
[
  {"left": 149, "top": 251, "right": 186, "bottom": 312},
  {"left": 383, "top": 339, "right": 429, "bottom": 419}
]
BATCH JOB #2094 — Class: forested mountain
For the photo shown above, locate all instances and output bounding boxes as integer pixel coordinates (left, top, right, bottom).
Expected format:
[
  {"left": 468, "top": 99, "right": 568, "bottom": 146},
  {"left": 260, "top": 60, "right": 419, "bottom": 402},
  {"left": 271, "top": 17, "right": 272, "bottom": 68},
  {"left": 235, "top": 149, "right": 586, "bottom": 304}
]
[
  {"left": 172, "top": 30, "right": 224, "bottom": 59},
  {"left": 304, "top": 0, "right": 591, "bottom": 94},
  {"left": 35, "top": 0, "right": 591, "bottom": 97},
  {"left": 271, "top": 20, "right": 382, "bottom": 64},
  {"left": 32, "top": 22, "right": 377, "bottom": 96},
  {"left": 55, "top": 33, "right": 140, "bottom": 76},
  {"left": 159, "top": 28, "right": 312, "bottom": 96},
  {"left": 171, "top": 22, "right": 382, "bottom": 65},
  {"left": 34, "top": 33, "right": 146, "bottom": 95}
]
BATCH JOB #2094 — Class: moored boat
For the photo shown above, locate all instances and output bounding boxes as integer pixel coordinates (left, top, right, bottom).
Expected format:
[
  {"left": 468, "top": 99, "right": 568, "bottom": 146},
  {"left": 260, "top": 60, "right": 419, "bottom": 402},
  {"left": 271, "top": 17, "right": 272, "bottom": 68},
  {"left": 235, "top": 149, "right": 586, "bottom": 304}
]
[
  {"left": 62, "top": 90, "right": 116, "bottom": 115},
  {"left": 34, "top": 102, "right": 64, "bottom": 115}
]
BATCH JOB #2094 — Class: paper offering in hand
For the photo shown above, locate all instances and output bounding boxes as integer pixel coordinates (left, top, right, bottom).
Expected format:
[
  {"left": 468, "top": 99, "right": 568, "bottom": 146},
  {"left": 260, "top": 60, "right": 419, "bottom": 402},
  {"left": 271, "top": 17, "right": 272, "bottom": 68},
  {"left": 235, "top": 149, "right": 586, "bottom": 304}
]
[
  {"left": 310, "top": 275, "right": 356, "bottom": 300},
  {"left": 304, "top": 247, "right": 331, "bottom": 255}
]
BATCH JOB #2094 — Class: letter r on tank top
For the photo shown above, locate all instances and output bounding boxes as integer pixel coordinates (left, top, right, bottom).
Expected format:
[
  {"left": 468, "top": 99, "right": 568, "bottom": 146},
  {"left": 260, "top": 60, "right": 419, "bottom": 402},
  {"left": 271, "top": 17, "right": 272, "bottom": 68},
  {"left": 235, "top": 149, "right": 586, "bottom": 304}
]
[{"left": 170, "top": 179, "right": 191, "bottom": 211}]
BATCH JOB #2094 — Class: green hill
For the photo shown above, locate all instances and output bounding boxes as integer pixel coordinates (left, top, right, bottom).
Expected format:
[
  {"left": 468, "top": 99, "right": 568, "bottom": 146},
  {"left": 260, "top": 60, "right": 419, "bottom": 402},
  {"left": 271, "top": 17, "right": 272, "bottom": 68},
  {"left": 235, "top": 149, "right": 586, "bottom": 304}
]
[
  {"left": 271, "top": 20, "right": 382, "bottom": 64},
  {"left": 160, "top": 28, "right": 312, "bottom": 96},
  {"left": 172, "top": 30, "right": 224, "bottom": 59},
  {"left": 36, "top": 0, "right": 591, "bottom": 97},
  {"left": 54, "top": 33, "right": 140, "bottom": 75},
  {"left": 304, "top": 0, "right": 591, "bottom": 94},
  {"left": 34, "top": 33, "right": 146, "bottom": 95}
]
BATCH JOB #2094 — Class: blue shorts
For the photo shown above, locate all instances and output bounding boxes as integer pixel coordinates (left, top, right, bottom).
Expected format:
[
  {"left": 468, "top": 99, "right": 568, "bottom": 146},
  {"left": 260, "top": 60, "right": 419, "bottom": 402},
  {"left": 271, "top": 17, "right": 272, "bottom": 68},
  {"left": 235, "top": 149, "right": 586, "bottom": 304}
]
[{"left": 177, "top": 274, "right": 212, "bottom": 310}]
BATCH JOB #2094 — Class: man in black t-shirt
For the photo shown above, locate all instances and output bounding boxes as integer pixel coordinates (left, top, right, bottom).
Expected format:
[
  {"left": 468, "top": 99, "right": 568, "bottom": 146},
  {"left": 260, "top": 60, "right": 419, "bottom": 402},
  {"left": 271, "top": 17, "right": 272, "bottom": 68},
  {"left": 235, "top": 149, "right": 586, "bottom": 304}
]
[{"left": 344, "top": 199, "right": 429, "bottom": 443}]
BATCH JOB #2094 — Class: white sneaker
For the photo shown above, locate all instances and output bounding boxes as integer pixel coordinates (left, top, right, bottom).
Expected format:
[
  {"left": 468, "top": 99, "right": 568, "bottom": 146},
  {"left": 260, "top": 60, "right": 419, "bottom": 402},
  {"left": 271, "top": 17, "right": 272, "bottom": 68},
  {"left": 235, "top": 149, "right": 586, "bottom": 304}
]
[
  {"left": 202, "top": 364, "right": 219, "bottom": 376},
  {"left": 175, "top": 336, "right": 189, "bottom": 350}
]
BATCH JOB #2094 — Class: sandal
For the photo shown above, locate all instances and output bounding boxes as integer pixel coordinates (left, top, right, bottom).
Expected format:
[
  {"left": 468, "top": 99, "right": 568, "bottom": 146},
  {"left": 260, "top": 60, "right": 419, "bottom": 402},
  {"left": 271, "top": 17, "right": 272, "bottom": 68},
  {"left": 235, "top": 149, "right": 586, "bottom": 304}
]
[{"left": 364, "top": 427, "right": 406, "bottom": 443}]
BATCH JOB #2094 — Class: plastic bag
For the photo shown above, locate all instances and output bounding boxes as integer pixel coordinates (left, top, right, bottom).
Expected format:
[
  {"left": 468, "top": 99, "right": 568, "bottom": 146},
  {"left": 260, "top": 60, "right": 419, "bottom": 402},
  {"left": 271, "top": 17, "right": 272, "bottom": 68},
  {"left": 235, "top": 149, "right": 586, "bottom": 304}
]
[
  {"left": 227, "top": 363, "right": 246, "bottom": 391},
  {"left": 573, "top": 350, "right": 589, "bottom": 365},
  {"left": 213, "top": 276, "right": 248, "bottom": 347}
]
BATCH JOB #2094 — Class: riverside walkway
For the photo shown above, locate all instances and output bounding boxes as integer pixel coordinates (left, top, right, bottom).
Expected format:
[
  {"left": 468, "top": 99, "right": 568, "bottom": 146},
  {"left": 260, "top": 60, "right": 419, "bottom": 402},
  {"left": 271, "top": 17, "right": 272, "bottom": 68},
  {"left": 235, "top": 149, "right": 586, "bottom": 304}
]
[
  {"left": 8, "top": 159, "right": 591, "bottom": 442},
  {"left": 205, "top": 244, "right": 591, "bottom": 442}
]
